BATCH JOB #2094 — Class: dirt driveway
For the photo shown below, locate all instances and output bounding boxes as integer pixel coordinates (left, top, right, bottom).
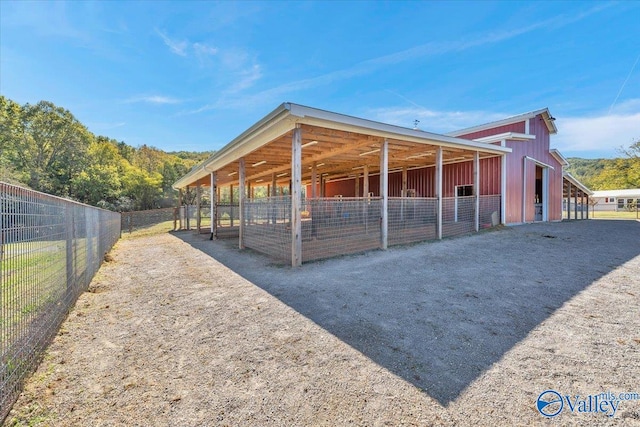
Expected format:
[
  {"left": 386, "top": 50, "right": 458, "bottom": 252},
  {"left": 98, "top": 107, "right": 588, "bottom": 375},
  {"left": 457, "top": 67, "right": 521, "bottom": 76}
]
[{"left": 6, "top": 220, "right": 640, "bottom": 426}]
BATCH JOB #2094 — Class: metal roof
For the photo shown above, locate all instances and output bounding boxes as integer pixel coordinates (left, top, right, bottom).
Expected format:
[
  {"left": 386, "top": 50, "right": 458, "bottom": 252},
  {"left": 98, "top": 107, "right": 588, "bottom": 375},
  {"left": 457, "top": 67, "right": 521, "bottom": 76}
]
[{"left": 173, "top": 102, "right": 511, "bottom": 190}]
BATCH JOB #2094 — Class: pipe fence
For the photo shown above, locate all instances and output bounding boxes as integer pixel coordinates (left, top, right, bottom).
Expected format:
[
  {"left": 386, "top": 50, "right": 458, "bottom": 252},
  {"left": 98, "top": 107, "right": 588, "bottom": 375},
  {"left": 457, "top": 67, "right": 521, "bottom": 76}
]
[{"left": 1, "top": 182, "right": 120, "bottom": 422}]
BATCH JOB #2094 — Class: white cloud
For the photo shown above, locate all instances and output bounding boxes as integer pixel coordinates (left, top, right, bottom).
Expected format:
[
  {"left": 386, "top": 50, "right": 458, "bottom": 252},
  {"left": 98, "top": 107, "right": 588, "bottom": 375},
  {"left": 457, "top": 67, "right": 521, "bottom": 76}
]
[
  {"left": 554, "top": 111, "right": 640, "bottom": 153},
  {"left": 366, "top": 106, "right": 508, "bottom": 134},
  {"left": 156, "top": 29, "right": 188, "bottom": 56},
  {"left": 125, "top": 95, "right": 182, "bottom": 105}
]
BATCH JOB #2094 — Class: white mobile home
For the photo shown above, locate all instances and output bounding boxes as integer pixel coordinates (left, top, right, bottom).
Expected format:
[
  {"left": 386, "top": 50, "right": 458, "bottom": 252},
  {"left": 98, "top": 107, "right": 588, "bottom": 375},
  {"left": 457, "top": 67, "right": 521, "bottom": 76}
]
[{"left": 591, "top": 189, "right": 640, "bottom": 211}]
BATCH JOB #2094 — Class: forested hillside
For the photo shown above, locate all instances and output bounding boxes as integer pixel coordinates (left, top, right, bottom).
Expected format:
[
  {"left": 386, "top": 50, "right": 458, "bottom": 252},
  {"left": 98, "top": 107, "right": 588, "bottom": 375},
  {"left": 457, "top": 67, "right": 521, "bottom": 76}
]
[
  {"left": 566, "top": 142, "right": 639, "bottom": 191},
  {"left": 0, "top": 96, "right": 213, "bottom": 211}
]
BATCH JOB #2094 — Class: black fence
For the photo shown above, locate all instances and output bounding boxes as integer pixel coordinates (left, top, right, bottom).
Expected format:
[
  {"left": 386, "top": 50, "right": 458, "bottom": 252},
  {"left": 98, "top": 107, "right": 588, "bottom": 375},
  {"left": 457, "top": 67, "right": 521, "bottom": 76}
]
[{"left": 1, "top": 182, "right": 121, "bottom": 422}]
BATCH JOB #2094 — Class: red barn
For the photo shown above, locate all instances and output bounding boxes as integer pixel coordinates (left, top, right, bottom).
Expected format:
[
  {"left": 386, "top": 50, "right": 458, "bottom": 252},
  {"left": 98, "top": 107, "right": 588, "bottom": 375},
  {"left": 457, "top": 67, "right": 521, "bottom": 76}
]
[{"left": 174, "top": 103, "right": 590, "bottom": 266}]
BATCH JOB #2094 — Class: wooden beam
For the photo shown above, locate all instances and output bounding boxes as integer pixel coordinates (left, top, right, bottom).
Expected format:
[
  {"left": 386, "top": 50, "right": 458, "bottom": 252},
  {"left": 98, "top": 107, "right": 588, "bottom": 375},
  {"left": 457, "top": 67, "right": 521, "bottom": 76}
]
[
  {"left": 238, "top": 159, "right": 245, "bottom": 249},
  {"left": 380, "top": 139, "right": 388, "bottom": 250},
  {"left": 474, "top": 151, "right": 480, "bottom": 232},
  {"left": 355, "top": 172, "right": 360, "bottom": 197},
  {"left": 436, "top": 147, "right": 443, "bottom": 240},
  {"left": 291, "top": 126, "right": 302, "bottom": 267}
]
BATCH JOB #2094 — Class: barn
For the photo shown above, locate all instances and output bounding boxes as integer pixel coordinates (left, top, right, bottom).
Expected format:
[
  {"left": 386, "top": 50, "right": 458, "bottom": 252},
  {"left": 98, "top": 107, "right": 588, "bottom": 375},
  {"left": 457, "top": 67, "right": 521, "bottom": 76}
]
[{"left": 173, "top": 103, "right": 588, "bottom": 266}]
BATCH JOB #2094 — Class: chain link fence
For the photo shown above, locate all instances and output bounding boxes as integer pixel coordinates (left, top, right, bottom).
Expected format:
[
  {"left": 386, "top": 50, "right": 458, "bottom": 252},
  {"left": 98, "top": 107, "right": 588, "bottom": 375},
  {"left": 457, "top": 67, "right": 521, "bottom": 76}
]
[{"left": 1, "top": 182, "right": 120, "bottom": 422}]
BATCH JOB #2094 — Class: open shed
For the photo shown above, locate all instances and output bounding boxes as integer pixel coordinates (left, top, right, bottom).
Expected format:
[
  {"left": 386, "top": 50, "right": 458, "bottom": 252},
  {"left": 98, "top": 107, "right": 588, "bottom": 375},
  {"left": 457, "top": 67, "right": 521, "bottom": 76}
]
[{"left": 174, "top": 103, "right": 511, "bottom": 266}]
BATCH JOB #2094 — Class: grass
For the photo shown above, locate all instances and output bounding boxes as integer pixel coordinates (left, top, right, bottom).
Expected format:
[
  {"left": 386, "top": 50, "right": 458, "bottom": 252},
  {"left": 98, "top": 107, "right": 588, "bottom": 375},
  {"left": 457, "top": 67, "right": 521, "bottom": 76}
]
[{"left": 590, "top": 210, "right": 640, "bottom": 220}]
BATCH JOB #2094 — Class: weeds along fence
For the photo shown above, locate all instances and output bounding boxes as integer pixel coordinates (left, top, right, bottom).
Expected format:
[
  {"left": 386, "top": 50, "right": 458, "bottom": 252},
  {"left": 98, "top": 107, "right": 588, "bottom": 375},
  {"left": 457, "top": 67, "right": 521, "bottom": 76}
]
[{"left": 0, "top": 182, "right": 120, "bottom": 422}]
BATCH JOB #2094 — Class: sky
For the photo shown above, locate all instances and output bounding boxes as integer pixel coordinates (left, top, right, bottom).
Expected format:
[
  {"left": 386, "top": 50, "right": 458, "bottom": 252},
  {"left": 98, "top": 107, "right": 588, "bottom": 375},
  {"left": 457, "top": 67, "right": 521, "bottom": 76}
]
[{"left": 1, "top": 1, "right": 639, "bottom": 159}]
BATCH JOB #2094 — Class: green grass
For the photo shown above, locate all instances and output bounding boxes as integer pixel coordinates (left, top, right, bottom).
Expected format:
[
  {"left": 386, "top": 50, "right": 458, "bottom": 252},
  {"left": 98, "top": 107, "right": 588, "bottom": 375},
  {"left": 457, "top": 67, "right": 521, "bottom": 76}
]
[{"left": 590, "top": 210, "right": 640, "bottom": 219}]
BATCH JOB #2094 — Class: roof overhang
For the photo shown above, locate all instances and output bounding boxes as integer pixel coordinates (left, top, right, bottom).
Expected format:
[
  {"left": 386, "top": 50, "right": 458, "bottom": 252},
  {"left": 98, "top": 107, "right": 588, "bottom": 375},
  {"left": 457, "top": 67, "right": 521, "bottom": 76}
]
[
  {"left": 447, "top": 107, "right": 558, "bottom": 137},
  {"left": 550, "top": 148, "right": 569, "bottom": 166},
  {"left": 173, "top": 103, "right": 512, "bottom": 190},
  {"left": 563, "top": 172, "right": 593, "bottom": 196}
]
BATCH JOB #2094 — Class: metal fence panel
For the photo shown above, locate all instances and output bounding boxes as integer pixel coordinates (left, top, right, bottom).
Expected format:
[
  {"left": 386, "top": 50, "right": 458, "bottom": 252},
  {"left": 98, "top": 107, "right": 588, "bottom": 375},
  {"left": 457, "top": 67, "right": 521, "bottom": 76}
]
[
  {"left": 479, "top": 195, "right": 501, "bottom": 228},
  {"left": 301, "top": 197, "right": 382, "bottom": 262},
  {"left": 122, "top": 207, "right": 177, "bottom": 233},
  {"left": 1, "top": 182, "right": 120, "bottom": 422},
  {"left": 388, "top": 197, "right": 437, "bottom": 246},
  {"left": 243, "top": 197, "right": 292, "bottom": 264}
]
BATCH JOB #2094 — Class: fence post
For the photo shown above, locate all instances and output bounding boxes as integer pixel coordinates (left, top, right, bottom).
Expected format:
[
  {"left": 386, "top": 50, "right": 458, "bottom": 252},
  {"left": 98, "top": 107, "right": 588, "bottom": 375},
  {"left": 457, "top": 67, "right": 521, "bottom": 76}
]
[{"left": 66, "top": 205, "right": 75, "bottom": 294}]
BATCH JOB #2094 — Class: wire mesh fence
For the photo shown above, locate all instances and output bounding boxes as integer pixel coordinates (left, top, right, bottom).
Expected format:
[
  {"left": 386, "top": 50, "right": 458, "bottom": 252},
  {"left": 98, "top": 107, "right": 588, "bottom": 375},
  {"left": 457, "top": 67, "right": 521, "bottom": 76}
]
[
  {"left": 1, "top": 182, "right": 120, "bottom": 422},
  {"left": 388, "top": 197, "right": 437, "bottom": 246},
  {"left": 479, "top": 195, "right": 501, "bottom": 228},
  {"left": 301, "top": 197, "right": 382, "bottom": 262},
  {"left": 121, "top": 207, "right": 178, "bottom": 234},
  {"left": 237, "top": 195, "right": 501, "bottom": 264}
]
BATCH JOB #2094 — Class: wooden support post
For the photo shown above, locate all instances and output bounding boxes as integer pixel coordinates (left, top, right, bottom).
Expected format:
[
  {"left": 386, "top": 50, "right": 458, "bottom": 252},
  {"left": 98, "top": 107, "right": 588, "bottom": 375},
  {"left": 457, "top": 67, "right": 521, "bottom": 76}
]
[
  {"left": 436, "top": 147, "right": 443, "bottom": 240},
  {"left": 566, "top": 182, "right": 571, "bottom": 220},
  {"left": 311, "top": 162, "right": 317, "bottom": 199},
  {"left": 196, "top": 183, "right": 202, "bottom": 232},
  {"left": 474, "top": 151, "right": 480, "bottom": 232},
  {"left": 586, "top": 195, "right": 589, "bottom": 219},
  {"left": 574, "top": 185, "right": 578, "bottom": 220},
  {"left": 185, "top": 186, "right": 190, "bottom": 230},
  {"left": 178, "top": 189, "right": 183, "bottom": 230},
  {"left": 271, "top": 173, "right": 277, "bottom": 224},
  {"left": 363, "top": 165, "right": 369, "bottom": 196},
  {"left": 500, "top": 151, "right": 507, "bottom": 225},
  {"left": 238, "top": 159, "right": 245, "bottom": 249},
  {"left": 580, "top": 192, "right": 584, "bottom": 220},
  {"left": 320, "top": 175, "right": 325, "bottom": 197},
  {"left": 380, "top": 139, "right": 388, "bottom": 250},
  {"left": 230, "top": 184, "right": 234, "bottom": 227},
  {"left": 291, "top": 126, "right": 302, "bottom": 267},
  {"left": 354, "top": 173, "right": 360, "bottom": 198},
  {"left": 210, "top": 172, "right": 217, "bottom": 240},
  {"left": 402, "top": 167, "right": 408, "bottom": 197}
]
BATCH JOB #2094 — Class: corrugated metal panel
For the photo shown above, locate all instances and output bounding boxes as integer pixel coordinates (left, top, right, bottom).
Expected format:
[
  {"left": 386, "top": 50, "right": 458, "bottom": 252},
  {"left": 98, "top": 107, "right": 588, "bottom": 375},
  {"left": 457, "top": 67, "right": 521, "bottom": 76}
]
[
  {"left": 456, "top": 122, "right": 526, "bottom": 140},
  {"left": 322, "top": 160, "right": 503, "bottom": 200}
]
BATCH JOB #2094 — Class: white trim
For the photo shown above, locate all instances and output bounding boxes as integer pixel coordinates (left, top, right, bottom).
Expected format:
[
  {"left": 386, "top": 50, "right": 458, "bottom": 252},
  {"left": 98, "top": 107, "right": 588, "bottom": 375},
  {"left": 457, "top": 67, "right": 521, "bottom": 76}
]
[
  {"left": 524, "top": 118, "right": 530, "bottom": 135},
  {"left": 473, "top": 132, "right": 535, "bottom": 144},
  {"left": 563, "top": 172, "right": 593, "bottom": 195},
  {"left": 542, "top": 167, "right": 549, "bottom": 222},
  {"left": 549, "top": 148, "right": 569, "bottom": 166},
  {"left": 524, "top": 156, "right": 555, "bottom": 170},
  {"left": 501, "top": 152, "right": 507, "bottom": 225}
]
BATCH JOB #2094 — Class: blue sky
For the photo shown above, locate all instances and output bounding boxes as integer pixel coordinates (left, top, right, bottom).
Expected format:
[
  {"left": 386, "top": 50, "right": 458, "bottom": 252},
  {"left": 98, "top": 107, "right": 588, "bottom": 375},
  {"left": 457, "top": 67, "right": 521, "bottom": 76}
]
[{"left": 1, "top": 1, "right": 639, "bottom": 158}]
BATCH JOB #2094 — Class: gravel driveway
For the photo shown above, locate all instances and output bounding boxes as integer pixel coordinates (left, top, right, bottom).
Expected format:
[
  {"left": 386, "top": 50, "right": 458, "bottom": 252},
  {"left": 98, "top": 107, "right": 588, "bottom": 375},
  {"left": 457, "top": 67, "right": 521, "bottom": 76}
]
[{"left": 6, "top": 220, "right": 640, "bottom": 426}]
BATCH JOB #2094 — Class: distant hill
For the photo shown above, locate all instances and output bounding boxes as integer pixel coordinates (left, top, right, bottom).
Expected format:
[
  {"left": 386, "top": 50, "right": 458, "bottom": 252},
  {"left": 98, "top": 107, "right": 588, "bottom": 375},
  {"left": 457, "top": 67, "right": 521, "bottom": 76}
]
[{"left": 566, "top": 155, "right": 639, "bottom": 191}]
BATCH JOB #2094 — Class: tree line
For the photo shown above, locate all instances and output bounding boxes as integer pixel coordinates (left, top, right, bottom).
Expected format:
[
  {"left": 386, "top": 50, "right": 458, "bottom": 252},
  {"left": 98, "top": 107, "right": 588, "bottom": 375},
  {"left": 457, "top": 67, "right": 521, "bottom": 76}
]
[
  {"left": 0, "top": 96, "right": 213, "bottom": 211},
  {"left": 566, "top": 140, "right": 640, "bottom": 191}
]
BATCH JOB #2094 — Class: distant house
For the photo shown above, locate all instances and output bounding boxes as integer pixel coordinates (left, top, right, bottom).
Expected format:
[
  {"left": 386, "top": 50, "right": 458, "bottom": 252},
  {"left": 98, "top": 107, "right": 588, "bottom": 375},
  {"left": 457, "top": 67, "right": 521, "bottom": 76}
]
[
  {"left": 591, "top": 189, "right": 640, "bottom": 211},
  {"left": 173, "top": 103, "right": 592, "bottom": 266}
]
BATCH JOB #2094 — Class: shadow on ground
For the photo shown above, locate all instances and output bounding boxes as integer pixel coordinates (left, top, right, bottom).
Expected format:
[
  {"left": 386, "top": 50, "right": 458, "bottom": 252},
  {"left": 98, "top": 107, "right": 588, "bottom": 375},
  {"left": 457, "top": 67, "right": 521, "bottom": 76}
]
[{"left": 175, "top": 220, "right": 640, "bottom": 406}]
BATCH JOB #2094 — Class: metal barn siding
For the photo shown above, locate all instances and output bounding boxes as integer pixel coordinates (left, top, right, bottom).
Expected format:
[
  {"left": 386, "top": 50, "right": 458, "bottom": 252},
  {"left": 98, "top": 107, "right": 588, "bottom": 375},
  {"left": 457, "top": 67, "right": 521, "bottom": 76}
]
[
  {"left": 456, "top": 121, "right": 525, "bottom": 140},
  {"left": 319, "top": 159, "right": 502, "bottom": 200}
]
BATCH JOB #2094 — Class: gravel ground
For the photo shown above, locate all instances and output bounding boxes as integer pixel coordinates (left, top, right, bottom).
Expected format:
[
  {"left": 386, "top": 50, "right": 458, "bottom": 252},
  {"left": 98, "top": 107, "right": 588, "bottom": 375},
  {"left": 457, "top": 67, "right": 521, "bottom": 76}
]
[{"left": 6, "top": 220, "right": 640, "bottom": 426}]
